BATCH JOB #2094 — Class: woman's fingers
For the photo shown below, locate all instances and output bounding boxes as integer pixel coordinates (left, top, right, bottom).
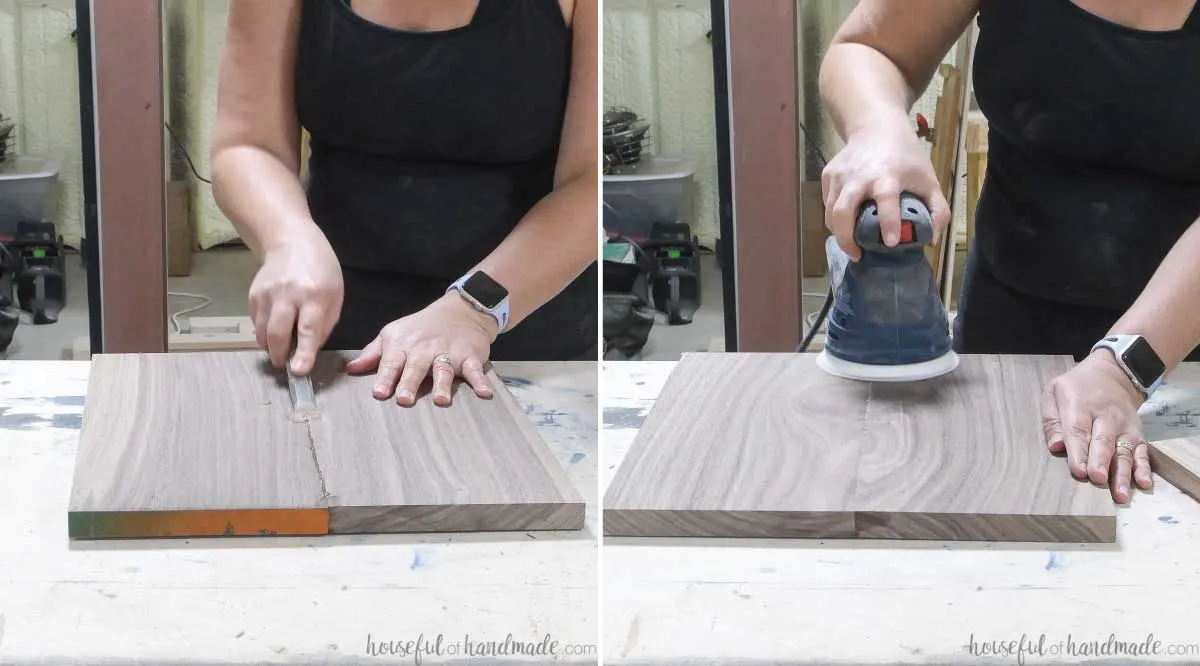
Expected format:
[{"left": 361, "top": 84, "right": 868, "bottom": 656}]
[
  {"left": 431, "top": 356, "right": 456, "bottom": 407},
  {"left": 1041, "top": 385, "right": 1065, "bottom": 454},
  {"left": 1058, "top": 396, "right": 1092, "bottom": 480},
  {"left": 870, "top": 178, "right": 903, "bottom": 247},
  {"left": 249, "top": 293, "right": 267, "bottom": 350},
  {"left": 1133, "top": 442, "right": 1154, "bottom": 490},
  {"left": 346, "top": 336, "right": 383, "bottom": 375},
  {"left": 1087, "top": 416, "right": 1118, "bottom": 487},
  {"left": 462, "top": 357, "right": 493, "bottom": 399},
  {"left": 264, "top": 302, "right": 298, "bottom": 369},
  {"left": 1110, "top": 440, "right": 1134, "bottom": 504},
  {"left": 290, "top": 302, "right": 326, "bottom": 375},
  {"left": 830, "top": 183, "right": 867, "bottom": 260},
  {"left": 372, "top": 349, "right": 406, "bottom": 400},
  {"left": 396, "top": 355, "right": 432, "bottom": 407},
  {"left": 820, "top": 168, "right": 841, "bottom": 213},
  {"left": 919, "top": 183, "right": 953, "bottom": 239}
]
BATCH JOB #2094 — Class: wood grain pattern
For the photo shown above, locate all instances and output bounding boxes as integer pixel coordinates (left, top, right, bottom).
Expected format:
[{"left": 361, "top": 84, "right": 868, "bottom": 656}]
[
  {"left": 1147, "top": 436, "right": 1200, "bottom": 503},
  {"left": 304, "top": 353, "right": 586, "bottom": 533},
  {"left": 69, "top": 354, "right": 326, "bottom": 523},
  {"left": 603, "top": 353, "right": 1117, "bottom": 542},
  {"left": 69, "top": 352, "right": 584, "bottom": 538}
]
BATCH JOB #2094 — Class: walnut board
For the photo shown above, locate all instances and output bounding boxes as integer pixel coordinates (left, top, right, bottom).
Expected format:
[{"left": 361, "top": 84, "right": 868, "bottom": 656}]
[
  {"left": 1147, "top": 436, "right": 1200, "bottom": 504},
  {"left": 603, "top": 353, "right": 1117, "bottom": 542},
  {"left": 68, "top": 352, "right": 584, "bottom": 539}
]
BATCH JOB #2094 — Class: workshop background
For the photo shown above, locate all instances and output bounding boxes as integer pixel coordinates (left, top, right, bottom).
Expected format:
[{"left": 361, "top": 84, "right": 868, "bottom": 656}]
[
  {"left": 0, "top": 0, "right": 254, "bottom": 361},
  {"left": 602, "top": 0, "right": 977, "bottom": 360}
]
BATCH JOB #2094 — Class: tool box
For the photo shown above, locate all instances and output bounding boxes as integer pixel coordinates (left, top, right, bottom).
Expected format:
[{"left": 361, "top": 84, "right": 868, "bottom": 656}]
[
  {"left": 0, "top": 154, "right": 60, "bottom": 242},
  {"left": 8, "top": 221, "right": 66, "bottom": 324},
  {"left": 602, "top": 157, "right": 696, "bottom": 244},
  {"left": 643, "top": 222, "right": 701, "bottom": 326}
]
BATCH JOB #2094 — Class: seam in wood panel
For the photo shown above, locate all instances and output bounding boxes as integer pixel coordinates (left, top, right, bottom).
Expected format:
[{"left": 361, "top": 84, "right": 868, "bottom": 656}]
[
  {"left": 298, "top": 416, "right": 332, "bottom": 503},
  {"left": 846, "top": 381, "right": 873, "bottom": 531}
]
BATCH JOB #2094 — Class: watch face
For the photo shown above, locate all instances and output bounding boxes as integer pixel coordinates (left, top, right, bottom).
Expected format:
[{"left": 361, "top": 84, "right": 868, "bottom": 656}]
[
  {"left": 463, "top": 271, "right": 508, "bottom": 309},
  {"left": 1121, "top": 337, "right": 1166, "bottom": 388}
]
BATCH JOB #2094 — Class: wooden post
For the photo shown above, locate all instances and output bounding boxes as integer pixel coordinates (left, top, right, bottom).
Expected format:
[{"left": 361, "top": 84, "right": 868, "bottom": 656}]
[
  {"left": 965, "top": 112, "right": 989, "bottom": 251},
  {"left": 86, "top": 0, "right": 168, "bottom": 353},
  {"left": 724, "top": 0, "right": 801, "bottom": 352},
  {"left": 926, "top": 22, "right": 976, "bottom": 306}
]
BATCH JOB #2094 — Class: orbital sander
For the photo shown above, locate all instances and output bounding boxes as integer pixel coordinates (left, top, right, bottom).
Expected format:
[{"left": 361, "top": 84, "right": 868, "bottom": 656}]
[{"left": 815, "top": 192, "right": 958, "bottom": 382}]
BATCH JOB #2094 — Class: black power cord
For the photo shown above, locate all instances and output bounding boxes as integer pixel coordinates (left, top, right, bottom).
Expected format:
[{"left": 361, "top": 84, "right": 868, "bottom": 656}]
[
  {"left": 164, "top": 121, "right": 212, "bottom": 185},
  {"left": 797, "top": 120, "right": 833, "bottom": 353},
  {"left": 798, "top": 284, "right": 834, "bottom": 352}
]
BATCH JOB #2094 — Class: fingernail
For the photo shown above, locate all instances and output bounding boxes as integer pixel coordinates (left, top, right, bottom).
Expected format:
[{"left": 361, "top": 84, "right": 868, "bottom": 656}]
[
  {"left": 397, "top": 389, "right": 413, "bottom": 402},
  {"left": 1119, "top": 484, "right": 1129, "bottom": 496},
  {"left": 885, "top": 232, "right": 898, "bottom": 245}
]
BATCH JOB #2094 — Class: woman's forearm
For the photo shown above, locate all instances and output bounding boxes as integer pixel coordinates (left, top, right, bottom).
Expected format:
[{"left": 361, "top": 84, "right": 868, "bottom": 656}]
[
  {"left": 819, "top": 42, "right": 920, "bottom": 141},
  {"left": 819, "top": 1, "right": 979, "bottom": 141},
  {"left": 466, "top": 173, "right": 597, "bottom": 329},
  {"left": 211, "top": 145, "right": 323, "bottom": 258},
  {"left": 1108, "top": 219, "right": 1200, "bottom": 371}
]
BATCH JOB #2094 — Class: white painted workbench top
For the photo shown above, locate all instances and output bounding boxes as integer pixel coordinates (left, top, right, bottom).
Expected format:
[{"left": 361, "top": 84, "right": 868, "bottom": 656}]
[
  {"left": 602, "top": 360, "right": 1200, "bottom": 666},
  {"left": 0, "top": 360, "right": 598, "bottom": 665}
]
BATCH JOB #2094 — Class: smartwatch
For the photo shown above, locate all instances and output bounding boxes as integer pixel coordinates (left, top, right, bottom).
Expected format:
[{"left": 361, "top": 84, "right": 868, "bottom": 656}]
[
  {"left": 1090, "top": 334, "right": 1166, "bottom": 397},
  {"left": 447, "top": 270, "right": 510, "bottom": 334}
]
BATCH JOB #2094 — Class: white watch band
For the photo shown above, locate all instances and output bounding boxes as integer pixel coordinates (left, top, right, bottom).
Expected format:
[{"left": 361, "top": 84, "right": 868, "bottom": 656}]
[
  {"left": 447, "top": 273, "right": 510, "bottom": 334},
  {"left": 1090, "top": 335, "right": 1162, "bottom": 396}
]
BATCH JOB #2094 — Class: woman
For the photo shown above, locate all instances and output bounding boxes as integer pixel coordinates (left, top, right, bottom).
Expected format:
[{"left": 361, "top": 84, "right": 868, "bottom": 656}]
[
  {"left": 211, "top": 0, "right": 597, "bottom": 408},
  {"left": 819, "top": 0, "right": 1200, "bottom": 503}
]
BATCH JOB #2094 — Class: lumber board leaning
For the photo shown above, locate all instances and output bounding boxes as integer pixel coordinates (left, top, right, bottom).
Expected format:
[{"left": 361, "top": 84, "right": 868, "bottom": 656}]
[
  {"left": 1147, "top": 436, "right": 1200, "bottom": 503},
  {"left": 68, "top": 352, "right": 584, "bottom": 538},
  {"left": 603, "top": 353, "right": 1117, "bottom": 542}
]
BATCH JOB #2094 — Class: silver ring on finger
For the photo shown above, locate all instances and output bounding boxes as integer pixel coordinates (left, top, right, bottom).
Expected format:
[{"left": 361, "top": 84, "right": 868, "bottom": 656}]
[
  {"left": 433, "top": 353, "right": 453, "bottom": 369},
  {"left": 1116, "top": 438, "right": 1140, "bottom": 458}
]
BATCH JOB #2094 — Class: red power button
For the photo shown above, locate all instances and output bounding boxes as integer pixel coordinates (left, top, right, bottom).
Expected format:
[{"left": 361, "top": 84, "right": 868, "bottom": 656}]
[{"left": 899, "top": 221, "right": 914, "bottom": 243}]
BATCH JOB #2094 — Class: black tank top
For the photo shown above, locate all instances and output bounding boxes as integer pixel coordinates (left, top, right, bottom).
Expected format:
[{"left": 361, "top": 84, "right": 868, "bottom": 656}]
[
  {"left": 294, "top": 0, "right": 596, "bottom": 360},
  {"left": 971, "top": 0, "right": 1200, "bottom": 310}
]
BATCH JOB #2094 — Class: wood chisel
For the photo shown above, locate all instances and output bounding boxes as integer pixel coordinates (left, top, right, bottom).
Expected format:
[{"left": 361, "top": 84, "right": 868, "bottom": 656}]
[{"left": 286, "top": 331, "right": 318, "bottom": 420}]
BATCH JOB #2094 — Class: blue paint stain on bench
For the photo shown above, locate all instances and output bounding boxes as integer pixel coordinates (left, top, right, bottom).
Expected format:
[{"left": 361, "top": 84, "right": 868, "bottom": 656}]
[
  {"left": 1044, "top": 552, "right": 1064, "bottom": 571},
  {"left": 0, "top": 407, "right": 83, "bottom": 431}
]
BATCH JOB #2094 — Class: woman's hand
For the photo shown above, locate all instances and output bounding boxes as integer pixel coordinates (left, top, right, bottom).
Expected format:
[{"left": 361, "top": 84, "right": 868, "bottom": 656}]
[
  {"left": 820, "top": 119, "right": 951, "bottom": 260},
  {"left": 346, "top": 294, "right": 498, "bottom": 407},
  {"left": 249, "top": 227, "right": 344, "bottom": 374},
  {"left": 1041, "top": 352, "right": 1153, "bottom": 504}
]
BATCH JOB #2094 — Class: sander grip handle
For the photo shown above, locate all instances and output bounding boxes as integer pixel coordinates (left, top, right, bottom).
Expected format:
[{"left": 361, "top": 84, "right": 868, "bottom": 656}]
[{"left": 854, "top": 192, "right": 934, "bottom": 253}]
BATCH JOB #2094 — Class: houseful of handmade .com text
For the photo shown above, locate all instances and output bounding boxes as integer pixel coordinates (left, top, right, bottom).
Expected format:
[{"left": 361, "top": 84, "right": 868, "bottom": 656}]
[
  {"left": 967, "top": 632, "right": 1200, "bottom": 664},
  {"left": 365, "top": 632, "right": 597, "bottom": 662}
]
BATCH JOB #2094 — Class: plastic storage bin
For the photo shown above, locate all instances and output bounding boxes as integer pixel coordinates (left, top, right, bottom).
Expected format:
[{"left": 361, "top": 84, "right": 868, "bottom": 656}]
[
  {"left": 603, "top": 156, "right": 696, "bottom": 243},
  {"left": 0, "top": 155, "right": 61, "bottom": 238}
]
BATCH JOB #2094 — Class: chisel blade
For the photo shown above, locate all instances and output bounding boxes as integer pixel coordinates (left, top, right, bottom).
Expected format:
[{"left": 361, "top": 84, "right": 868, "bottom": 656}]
[
  {"left": 287, "top": 367, "right": 318, "bottom": 421},
  {"left": 286, "top": 328, "right": 318, "bottom": 420}
]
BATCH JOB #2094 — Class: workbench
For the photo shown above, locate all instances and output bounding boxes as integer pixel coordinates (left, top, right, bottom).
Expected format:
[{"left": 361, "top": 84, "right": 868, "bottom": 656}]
[
  {"left": 602, "top": 361, "right": 1200, "bottom": 665},
  {"left": 0, "top": 360, "right": 598, "bottom": 665}
]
